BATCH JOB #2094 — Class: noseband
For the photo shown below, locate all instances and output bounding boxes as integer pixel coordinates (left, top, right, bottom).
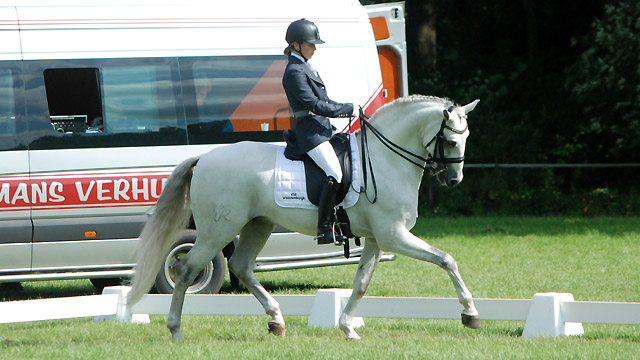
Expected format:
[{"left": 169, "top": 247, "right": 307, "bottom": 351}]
[{"left": 356, "top": 106, "right": 467, "bottom": 203}]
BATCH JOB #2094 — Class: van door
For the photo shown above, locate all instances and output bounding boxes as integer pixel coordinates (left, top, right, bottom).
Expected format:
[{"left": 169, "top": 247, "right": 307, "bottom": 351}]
[
  {"left": 366, "top": 2, "right": 409, "bottom": 103},
  {"left": 0, "top": 7, "right": 32, "bottom": 275}
]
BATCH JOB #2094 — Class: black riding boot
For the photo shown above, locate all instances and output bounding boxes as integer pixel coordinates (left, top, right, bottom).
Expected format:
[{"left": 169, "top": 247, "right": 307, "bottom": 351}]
[{"left": 316, "top": 176, "right": 346, "bottom": 245}]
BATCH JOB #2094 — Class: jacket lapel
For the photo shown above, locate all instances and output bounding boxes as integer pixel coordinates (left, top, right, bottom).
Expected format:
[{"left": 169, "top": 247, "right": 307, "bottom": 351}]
[{"left": 289, "top": 55, "right": 324, "bottom": 85}]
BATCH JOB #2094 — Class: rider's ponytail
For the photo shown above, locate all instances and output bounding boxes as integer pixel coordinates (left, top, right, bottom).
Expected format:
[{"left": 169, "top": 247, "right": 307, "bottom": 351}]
[{"left": 284, "top": 44, "right": 292, "bottom": 56}]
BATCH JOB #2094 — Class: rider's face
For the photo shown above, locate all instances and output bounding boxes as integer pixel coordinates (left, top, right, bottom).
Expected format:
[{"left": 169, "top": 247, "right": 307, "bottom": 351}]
[{"left": 300, "top": 41, "right": 316, "bottom": 60}]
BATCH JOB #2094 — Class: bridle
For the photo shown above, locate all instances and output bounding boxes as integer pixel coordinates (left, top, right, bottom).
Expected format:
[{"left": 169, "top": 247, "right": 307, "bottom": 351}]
[
  {"left": 424, "top": 105, "right": 468, "bottom": 175},
  {"left": 355, "top": 106, "right": 468, "bottom": 203}
]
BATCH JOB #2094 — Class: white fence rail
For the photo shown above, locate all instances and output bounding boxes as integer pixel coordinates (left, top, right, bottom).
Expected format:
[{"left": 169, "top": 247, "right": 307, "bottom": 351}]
[{"left": 1, "top": 287, "right": 639, "bottom": 339}]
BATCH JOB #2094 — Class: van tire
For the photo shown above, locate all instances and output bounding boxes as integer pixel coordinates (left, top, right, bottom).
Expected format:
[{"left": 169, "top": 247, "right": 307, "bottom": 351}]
[{"left": 153, "top": 230, "right": 226, "bottom": 294}]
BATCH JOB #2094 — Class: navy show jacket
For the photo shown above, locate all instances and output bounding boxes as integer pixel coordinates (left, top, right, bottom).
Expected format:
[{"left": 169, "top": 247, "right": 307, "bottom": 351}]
[{"left": 282, "top": 55, "right": 354, "bottom": 155}]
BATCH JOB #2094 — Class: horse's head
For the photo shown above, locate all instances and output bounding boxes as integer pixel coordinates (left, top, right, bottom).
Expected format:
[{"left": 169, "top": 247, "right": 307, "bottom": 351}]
[{"left": 428, "top": 99, "right": 479, "bottom": 188}]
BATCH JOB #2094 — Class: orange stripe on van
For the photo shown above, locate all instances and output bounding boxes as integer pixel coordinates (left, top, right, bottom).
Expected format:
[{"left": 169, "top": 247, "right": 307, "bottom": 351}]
[
  {"left": 370, "top": 17, "right": 389, "bottom": 41},
  {"left": 229, "top": 60, "right": 291, "bottom": 132}
]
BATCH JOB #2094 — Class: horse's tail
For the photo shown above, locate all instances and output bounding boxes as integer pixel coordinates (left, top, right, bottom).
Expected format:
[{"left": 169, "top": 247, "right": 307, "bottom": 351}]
[{"left": 127, "top": 156, "right": 200, "bottom": 306}]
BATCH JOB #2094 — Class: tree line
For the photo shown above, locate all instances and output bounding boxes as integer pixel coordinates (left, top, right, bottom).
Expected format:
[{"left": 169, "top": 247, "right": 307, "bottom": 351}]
[{"left": 364, "top": 0, "right": 640, "bottom": 215}]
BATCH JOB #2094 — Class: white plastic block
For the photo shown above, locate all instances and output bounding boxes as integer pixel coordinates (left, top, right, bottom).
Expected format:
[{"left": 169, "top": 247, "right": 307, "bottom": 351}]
[
  {"left": 522, "top": 293, "right": 584, "bottom": 338},
  {"left": 94, "top": 286, "right": 150, "bottom": 324},
  {"left": 307, "top": 288, "right": 364, "bottom": 328}
]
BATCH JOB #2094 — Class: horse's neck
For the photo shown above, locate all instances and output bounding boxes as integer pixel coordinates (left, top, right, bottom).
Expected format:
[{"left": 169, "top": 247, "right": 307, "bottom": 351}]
[
  {"left": 355, "top": 103, "right": 442, "bottom": 186},
  {"left": 368, "top": 103, "right": 443, "bottom": 158}
]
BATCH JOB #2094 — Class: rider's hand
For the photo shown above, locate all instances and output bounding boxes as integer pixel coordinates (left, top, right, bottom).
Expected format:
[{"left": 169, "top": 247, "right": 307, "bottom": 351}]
[{"left": 351, "top": 104, "right": 360, "bottom": 117}]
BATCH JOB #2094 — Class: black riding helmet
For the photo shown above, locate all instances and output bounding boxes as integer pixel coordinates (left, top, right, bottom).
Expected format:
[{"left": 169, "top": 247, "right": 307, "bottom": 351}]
[{"left": 285, "top": 19, "right": 325, "bottom": 45}]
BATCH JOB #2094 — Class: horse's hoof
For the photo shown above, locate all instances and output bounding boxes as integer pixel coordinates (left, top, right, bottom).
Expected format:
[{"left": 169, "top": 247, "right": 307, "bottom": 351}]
[
  {"left": 171, "top": 331, "right": 184, "bottom": 341},
  {"left": 461, "top": 314, "right": 481, "bottom": 329},
  {"left": 268, "top": 322, "right": 286, "bottom": 337},
  {"left": 345, "top": 334, "right": 361, "bottom": 341}
]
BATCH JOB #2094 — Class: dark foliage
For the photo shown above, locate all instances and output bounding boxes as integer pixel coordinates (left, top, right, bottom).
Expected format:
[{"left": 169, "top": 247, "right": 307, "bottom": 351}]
[{"left": 362, "top": 0, "right": 640, "bottom": 215}]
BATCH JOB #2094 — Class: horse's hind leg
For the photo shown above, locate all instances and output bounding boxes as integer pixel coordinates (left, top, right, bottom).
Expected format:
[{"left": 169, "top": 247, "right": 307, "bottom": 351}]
[
  {"left": 376, "top": 228, "right": 480, "bottom": 328},
  {"left": 227, "top": 218, "right": 286, "bottom": 336},
  {"left": 339, "top": 238, "right": 383, "bottom": 340},
  {"left": 166, "top": 231, "right": 235, "bottom": 340}
]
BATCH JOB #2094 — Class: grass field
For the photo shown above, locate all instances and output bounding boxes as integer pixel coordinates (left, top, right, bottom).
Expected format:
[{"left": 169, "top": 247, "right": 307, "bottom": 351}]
[{"left": 1, "top": 216, "right": 639, "bottom": 359}]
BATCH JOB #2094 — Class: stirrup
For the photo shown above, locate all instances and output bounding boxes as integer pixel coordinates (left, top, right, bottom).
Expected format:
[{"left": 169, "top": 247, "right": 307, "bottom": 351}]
[
  {"left": 315, "top": 230, "right": 335, "bottom": 245},
  {"left": 316, "top": 224, "right": 347, "bottom": 245},
  {"left": 333, "top": 227, "right": 347, "bottom": 246}
]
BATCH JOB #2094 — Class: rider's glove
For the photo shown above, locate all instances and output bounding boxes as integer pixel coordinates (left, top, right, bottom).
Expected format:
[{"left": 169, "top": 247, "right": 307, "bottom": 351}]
[{"left": 351, "top": 104, "right": 360, "bottom": 117}]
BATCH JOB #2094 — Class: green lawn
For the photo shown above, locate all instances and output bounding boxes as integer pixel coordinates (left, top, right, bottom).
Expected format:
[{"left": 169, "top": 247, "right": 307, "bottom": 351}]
[{"left": 1, "top": 217, "right": 639, "bottom": 359}]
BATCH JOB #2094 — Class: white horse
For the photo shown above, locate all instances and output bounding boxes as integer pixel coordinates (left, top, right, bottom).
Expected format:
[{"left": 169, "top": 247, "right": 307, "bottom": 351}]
[{"left": 127, "top": 95, "right": 481, "bottom": 340}]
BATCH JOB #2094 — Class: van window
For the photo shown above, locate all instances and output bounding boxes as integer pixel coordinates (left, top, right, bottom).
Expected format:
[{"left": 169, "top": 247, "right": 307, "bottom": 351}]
[
  {"left": 44, "top": 68, "right": 102, "bottom": 134},
  {"left": 0, "top": 68, "right": 16, "bottom": 137},
  {"left": 0, "top": 65, "right": 26, "bottom": 151},
  {"left": 180, "top": 56, "right": 291, "bottom": 144},
  {"left": 102, "top": 65, "right": 178, "bottom": 133},
  {"left": 27, "top": 58, "right": 187, "bottom": 149}
]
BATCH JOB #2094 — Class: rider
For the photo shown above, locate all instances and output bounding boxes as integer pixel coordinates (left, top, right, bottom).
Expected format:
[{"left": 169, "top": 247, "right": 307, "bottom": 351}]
[{"left": 282, "top": 19, "right": 358, "bottom": 245}]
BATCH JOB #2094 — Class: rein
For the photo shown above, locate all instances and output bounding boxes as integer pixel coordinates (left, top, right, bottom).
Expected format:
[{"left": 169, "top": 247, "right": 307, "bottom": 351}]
[{"left": 356, "top": 106, "right": 467, "bottom": 204}]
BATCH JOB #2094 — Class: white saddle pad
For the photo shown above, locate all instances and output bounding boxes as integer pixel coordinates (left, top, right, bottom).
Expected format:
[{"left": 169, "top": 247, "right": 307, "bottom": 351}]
[{"left": 275, "top": 134, "right": 361, "bottom": 210}]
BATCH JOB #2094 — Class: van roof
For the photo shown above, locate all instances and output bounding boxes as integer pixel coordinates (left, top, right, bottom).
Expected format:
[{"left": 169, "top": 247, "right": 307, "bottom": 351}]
[
  {"left": 3, "top": 0, "right": 370, "bottom": 61},
  {"left": 3, "top": 0, "right": 362, "bottom": 7}
]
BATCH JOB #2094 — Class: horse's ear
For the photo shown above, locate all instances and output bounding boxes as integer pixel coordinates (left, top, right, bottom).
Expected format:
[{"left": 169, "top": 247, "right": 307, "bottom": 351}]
[
  {"left": 462, "top": 99, "right": 480, "bottom": 114},
  {"left": 443, "top": 109, "right": 450, "bottom": 120}
]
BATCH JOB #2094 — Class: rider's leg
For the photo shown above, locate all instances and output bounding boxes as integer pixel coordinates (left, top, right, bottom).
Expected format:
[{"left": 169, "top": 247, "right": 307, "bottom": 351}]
[
  {"left": 307, "top": 141, "right": 344, "bottom": 245},
  {"left": 315, "top": 176, "right": 340, "bottom": 244}
]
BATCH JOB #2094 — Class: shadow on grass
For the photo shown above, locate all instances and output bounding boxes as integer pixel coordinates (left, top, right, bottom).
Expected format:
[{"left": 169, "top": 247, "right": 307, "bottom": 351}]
[
  {"left": 0, "top": 281, "right": 98, "bottom": 302},
  {"left": 219, "top": 279, "right": 345, "bottom": 294},
  {"left": 1, "top": 278, "right": 344, "bottom": 301}
]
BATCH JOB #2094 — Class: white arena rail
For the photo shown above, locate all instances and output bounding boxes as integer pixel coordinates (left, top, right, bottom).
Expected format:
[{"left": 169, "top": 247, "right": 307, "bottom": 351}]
[{"left": 1, "top": 286, "right": 639, "bottom": 339}]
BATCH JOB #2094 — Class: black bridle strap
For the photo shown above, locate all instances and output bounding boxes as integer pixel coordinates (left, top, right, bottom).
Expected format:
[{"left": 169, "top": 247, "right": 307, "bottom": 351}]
[
  {"left": 358, "top": 111, "right": 433, "bottom": 204},
  {"left": 357, "top": 107, "right": 467, "bottom": 204},
  {"left": 359, "top": 111, "right": 378, "bottom": 203},
  {"left": 361, "top": 116, "right": 432, "bottom": 169}
]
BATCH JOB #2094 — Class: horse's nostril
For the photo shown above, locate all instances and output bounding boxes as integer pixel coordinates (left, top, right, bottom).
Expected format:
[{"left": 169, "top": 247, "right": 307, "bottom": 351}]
[{"left": 450, "top": 179, "right": 459, "bottom": 187}]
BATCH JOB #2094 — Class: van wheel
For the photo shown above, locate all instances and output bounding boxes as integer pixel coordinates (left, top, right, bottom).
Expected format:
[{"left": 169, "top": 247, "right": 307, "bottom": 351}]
[{"left": 153, "top": 230, "right": 226, "bottom": 294}]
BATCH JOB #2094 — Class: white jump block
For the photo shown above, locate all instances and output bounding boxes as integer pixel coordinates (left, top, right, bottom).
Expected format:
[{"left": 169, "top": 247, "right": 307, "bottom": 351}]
[
  {"left": 94, "top": 286, "right": 150, "bottom": 324},
  {"left": 307, "top": 288, "right": 364, "bottom": 329},
  {"left": 522, "top": 293, "right": 584, "bottom": 338}
]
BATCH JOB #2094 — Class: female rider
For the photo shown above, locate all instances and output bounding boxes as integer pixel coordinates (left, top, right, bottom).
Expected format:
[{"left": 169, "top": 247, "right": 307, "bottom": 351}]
[{"left": 281, "top": 19, "right": 358, "bottom": 245}]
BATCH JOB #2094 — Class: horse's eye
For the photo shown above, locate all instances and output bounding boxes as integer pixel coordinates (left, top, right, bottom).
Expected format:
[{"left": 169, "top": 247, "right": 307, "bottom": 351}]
[{"left": 446, "top": 140, "right": 457, "bottom": 147}]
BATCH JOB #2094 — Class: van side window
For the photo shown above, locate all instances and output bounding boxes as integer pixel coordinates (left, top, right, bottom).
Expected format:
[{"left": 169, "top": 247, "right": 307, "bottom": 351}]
[
  {"left": 0, "top": 68, "right": 17, "bottom": 137},
  {"left": 44, "top": 68, "right": 101, "bottom": 134},
  {"left": 28, "top": 58, "right": 187, "bottom": 149},
  {"left": 0, "top": 66, "right": 25, "bottom": 151},
  {"left": 102, "top": 65, "right": 178, "bottom": 133},
  {"left": 180, "top": 56, "right": 291, "bottom": 144}
]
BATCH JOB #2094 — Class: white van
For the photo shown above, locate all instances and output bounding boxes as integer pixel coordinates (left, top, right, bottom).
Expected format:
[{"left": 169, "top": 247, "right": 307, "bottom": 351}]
[{"left": 0, "top": 0, "right": 406, "bottom": 293}]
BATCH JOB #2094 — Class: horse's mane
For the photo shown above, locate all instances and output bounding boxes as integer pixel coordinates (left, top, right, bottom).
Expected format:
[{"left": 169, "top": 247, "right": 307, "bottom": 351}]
[{"left": 370, "top": 95, "right": 454, "bottom": 123}]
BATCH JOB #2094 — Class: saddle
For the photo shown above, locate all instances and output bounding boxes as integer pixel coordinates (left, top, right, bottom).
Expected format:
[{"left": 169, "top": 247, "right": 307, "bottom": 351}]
[
  {"left": 283, "top": 130, "right": 353, "bottom": 206},
  {"left": 283, "top": 130, "right": 359, "bottom": 254}
]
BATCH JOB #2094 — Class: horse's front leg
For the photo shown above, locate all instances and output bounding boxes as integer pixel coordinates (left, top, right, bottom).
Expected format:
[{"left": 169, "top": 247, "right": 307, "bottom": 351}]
[
  {"left": 339, "top": 238, "right": 383, "bottom": 340},
  {"left": 376, "top": 227, "right": 480, "bottom": 329}
]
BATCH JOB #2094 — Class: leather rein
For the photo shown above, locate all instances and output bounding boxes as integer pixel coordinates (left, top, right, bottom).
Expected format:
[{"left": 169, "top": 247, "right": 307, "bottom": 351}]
[{"left": 355, "top": 106, "right": 468, "bottom": 204}]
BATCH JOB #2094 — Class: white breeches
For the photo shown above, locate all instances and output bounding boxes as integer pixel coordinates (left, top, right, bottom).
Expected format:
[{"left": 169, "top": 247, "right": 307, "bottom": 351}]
[{"left": 307, "top": 141, "right": 343, "bottom": 183}]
